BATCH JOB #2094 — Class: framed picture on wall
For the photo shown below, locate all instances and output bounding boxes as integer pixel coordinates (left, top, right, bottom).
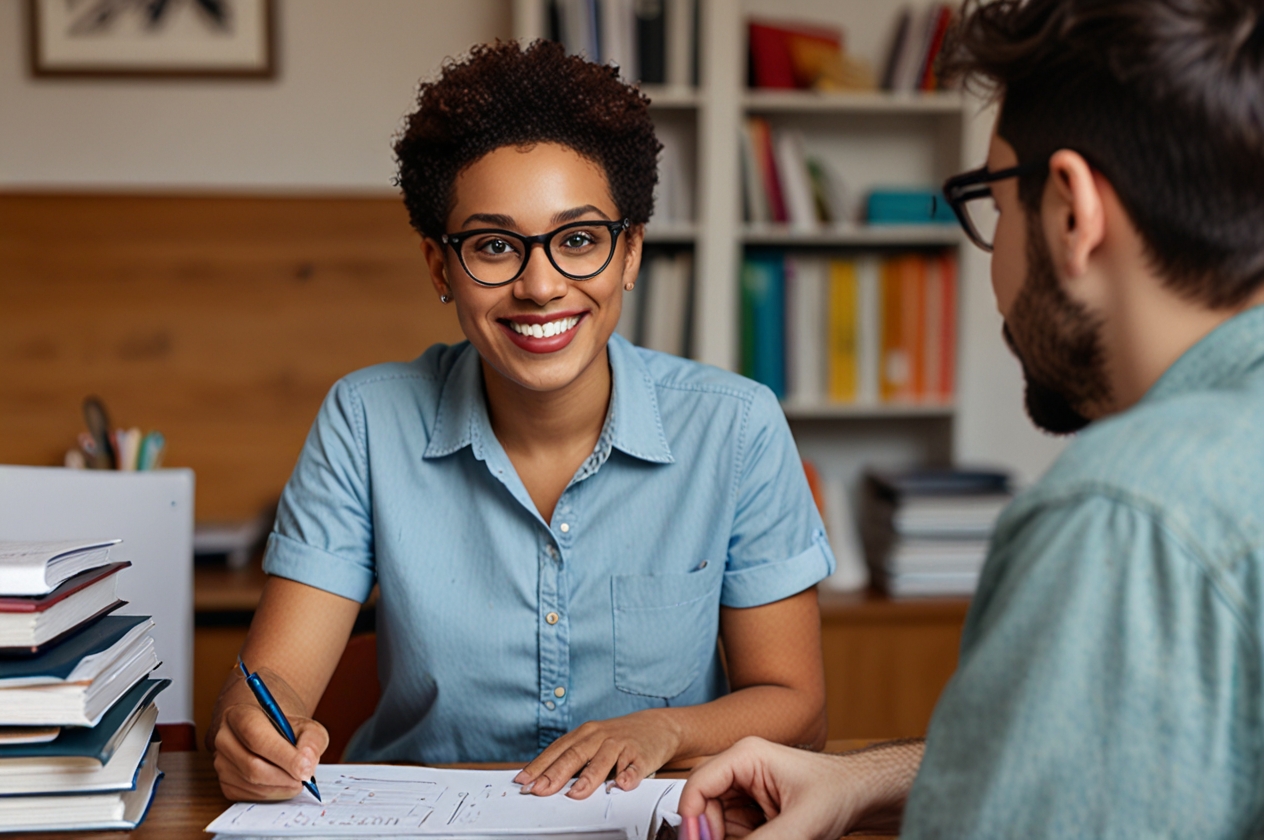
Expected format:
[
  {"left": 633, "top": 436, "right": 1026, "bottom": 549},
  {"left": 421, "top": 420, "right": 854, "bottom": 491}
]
[{"left": 27, "top": 0, "right": 276, "bottom": 78}]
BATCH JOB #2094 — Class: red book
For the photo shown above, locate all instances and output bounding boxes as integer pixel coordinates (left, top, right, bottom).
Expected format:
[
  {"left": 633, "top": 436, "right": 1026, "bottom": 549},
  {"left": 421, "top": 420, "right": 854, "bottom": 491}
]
[
  {"left": 750, "top": 118, "right": 788, "bottom": 223},
  {"left": 749, "top": 20, "right": 842, "bottom": 90},
  {"left": 919, "top": 6, "right": 954, "bottom": 91},
  {"left": 0, "top": 562, "right": 129, "bottom": 654}
]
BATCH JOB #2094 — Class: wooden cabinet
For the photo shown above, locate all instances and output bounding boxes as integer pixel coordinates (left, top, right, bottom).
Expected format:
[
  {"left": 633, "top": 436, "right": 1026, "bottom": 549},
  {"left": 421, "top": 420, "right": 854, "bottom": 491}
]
[{"left": 819, "top": 589, "right": 968, "bottom": 740}]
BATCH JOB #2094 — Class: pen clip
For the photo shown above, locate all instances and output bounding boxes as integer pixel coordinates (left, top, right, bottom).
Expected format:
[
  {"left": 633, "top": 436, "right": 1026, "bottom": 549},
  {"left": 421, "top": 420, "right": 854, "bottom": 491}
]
[{"left": 237, "top": 657, "right": 251, "bottom": 679}]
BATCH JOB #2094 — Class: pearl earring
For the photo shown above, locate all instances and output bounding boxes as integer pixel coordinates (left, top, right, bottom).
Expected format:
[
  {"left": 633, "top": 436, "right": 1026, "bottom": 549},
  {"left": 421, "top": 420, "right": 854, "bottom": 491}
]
[
  {"left": 440, "top": 294, "right": 451, "bottom": 304},
  {"left": 624, "top": 282, "right": 635, "bottom": 291}
]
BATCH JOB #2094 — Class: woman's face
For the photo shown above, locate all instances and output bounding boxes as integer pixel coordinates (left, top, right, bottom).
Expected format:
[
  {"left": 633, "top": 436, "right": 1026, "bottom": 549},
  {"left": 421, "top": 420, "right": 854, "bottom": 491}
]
[{"left": 424, "top": 142, "right": 642, "bottom": 394}]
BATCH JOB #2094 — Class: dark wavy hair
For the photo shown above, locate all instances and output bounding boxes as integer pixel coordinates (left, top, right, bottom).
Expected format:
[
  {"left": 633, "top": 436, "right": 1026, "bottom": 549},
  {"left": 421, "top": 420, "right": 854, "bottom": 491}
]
[
  {"left": 942, "top": 0, "right": 1264, "bottom": 307},
  {"left": 394, "top": 40, "right": 661, "bottom": 241}
]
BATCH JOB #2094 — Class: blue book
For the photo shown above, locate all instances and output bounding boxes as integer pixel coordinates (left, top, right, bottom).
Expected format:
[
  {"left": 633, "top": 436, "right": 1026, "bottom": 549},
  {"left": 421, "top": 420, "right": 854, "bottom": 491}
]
[
  {"left": 0, "top": 678, "right": 167, "bottom": 766},
  {"left": 866, "top": 189, "right": 957, "bottom": 225},
  {"left": 741, "top": 254, "right": 787, "bottom": 399},
  {"left": 0, "top": 615, "right": 150, "bottom": 684}
]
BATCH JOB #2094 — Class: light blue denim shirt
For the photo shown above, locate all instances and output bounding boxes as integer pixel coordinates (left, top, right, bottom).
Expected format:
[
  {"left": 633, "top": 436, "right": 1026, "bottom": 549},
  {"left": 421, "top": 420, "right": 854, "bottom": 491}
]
[
  {"left": 263, "top": 334, "right": 834, "bottom": 764},
  {"left": 904, "top": 305, "right": 1264, "bottom": 838}
]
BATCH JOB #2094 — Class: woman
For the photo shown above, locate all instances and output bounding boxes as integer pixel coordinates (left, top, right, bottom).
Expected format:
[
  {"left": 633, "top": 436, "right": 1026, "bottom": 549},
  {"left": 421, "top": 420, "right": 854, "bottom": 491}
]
[{"left": 208, "top": 40, "right": 835, "bottom": 802}]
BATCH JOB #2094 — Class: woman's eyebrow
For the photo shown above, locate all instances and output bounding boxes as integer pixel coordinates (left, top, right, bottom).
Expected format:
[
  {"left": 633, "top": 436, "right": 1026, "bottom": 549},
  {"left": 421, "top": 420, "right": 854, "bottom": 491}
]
[
  {"left": 461, "top": 212, "right": 516, "bottom": 228},
  {"left": 552, "top": 205, "right": 612, "bottom": 223}
]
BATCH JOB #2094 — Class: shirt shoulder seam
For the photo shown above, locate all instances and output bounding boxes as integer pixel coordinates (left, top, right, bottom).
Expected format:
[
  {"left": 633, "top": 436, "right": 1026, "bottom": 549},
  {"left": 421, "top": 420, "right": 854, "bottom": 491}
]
[{"left": 1000, "top": 484, "right": 1262, "bottom": 659}]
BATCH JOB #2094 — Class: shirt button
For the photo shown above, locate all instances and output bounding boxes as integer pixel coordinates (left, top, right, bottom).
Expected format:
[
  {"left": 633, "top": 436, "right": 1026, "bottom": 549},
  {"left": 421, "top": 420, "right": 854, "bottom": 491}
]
[
  {"left": 554, "top": 686, "right": 566, "bottom": 698},
  {"left": 559, "top": 523, "right": 570, "bottom": 533},
  {"left": 546, "top": 612, "right": 560, "bottom": 625},
  {"left": 545, "top": 700, "right": 556, "bottom": 710}
]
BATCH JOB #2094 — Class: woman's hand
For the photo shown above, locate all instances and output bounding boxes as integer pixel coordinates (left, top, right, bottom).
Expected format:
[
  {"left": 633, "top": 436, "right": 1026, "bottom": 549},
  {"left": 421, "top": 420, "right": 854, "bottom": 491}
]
[
  {"left": 514, "top": 709, "right": 681, "bottom": 799},
  {"left": 211, "top": 670, "right": 330, "bottom": 801}
]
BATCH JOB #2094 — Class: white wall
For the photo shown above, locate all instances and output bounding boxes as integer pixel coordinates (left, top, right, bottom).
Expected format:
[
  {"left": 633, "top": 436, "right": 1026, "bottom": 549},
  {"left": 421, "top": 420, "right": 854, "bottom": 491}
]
[{"left": 0, "top": 0, "right": 511, "bottom": 191}]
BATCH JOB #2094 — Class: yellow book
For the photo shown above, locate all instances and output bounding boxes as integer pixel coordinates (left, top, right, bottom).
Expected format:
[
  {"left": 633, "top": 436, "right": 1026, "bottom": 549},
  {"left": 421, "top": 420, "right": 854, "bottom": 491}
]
[{"left": 827, "top": 259, "right": 859, "bottom": 402}]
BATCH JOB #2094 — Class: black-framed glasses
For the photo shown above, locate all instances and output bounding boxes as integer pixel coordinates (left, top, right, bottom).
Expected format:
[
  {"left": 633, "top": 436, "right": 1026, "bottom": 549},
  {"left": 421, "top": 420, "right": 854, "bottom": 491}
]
[
  {"left": 942, "top": 162, "right": 1046, "bottom": 252},
  {"left": 441, "top": 219, "right": 631, "bottom": 287}
]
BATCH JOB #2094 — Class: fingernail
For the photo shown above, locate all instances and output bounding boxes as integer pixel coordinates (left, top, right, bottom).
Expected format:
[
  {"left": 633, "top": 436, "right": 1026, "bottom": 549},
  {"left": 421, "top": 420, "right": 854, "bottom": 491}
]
[
  {"left": 568, "top": 779, "right": 586, "bottom": 796},
  {"left": 518, "top": 780, "right": 535, "bottom": 794},
  {"left": 513, "top": 771, "right": 528, "bottom": 784}
]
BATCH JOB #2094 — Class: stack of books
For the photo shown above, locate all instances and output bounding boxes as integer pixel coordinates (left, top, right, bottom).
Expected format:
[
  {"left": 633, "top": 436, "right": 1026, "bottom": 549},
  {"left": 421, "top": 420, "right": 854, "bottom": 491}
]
[
  {"left": 859, "top": 469, "right": 1012, "bottom": 598},
  {"left": 741, "top": 251, "right": 956, "bottom": 406},
  {"left": 0, "top": 539, "right": 166, "bottom": 832}
]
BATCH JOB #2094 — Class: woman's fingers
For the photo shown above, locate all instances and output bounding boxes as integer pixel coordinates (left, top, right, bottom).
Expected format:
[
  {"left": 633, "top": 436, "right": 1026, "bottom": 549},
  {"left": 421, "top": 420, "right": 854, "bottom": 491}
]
[
  {"left": 566, "top": 738, "right": 624, "bottom": 799},
  {"left": 614, "top": 748, "right": 646, "bottom": 791},
  {"left": 530, "top": 741, "right": 596, "bottom": 795},
  {"left": 214, "top": 704, "right": 328, "bottom": 800}
]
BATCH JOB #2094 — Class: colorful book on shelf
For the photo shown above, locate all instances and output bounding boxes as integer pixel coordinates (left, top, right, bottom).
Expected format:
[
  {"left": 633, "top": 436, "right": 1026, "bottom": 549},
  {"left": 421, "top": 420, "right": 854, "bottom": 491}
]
[
  {"left": 747, "top": 19, "right": 842, "bottom": 90},
  {"left": 773, "top": 129, "right": 817, "bottom": 231},
  {"left": 746, "top": 117, "right": 787, "bottom": 223},
  {"left": 827, "top": 259, "right": 859, "bottom": 403},
  {"left": 785, "top": 256, "right": 826, "bottom": 405},
  {"left": 740, "top": 254, "right": 786, "bottom": 398},
  {"left": 918, "top": 5, "right": 955, "bottom": 91}
]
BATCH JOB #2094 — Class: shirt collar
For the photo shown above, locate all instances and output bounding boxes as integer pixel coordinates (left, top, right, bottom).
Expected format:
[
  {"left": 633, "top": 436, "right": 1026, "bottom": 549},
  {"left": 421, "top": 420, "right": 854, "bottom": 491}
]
[
  {"left": 1142, "top": 304, "right": 1264, "bottom": 405},
  {"left": 423, "top": 335, "right": 674, "bottom": 465}
]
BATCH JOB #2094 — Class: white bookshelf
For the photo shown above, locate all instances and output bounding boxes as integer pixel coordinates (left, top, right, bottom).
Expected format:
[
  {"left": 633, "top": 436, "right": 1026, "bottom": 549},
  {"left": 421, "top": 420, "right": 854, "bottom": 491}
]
[{"left": 513, "top": 0, "right": 991, "bottom": 491}]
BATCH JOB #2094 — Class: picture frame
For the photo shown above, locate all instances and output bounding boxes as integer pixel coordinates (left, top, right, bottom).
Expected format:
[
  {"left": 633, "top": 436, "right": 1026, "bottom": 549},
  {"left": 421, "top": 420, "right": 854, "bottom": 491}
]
[{"left": 27, "top": 0, "right": 276, "bottom": 79}]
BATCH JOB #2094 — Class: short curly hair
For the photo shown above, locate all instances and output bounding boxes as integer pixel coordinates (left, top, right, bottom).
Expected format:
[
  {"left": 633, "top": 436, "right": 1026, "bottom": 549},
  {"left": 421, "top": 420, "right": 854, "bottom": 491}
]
[{"left": 394, "top": 40, "right": 661, "bottom": 241}]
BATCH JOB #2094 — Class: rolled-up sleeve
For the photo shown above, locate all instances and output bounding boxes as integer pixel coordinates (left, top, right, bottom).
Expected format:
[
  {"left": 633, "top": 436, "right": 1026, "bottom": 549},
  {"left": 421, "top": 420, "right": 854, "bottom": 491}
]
[
  {"left": 721, "top": 386, "right": 835, "bottom": 608},
  {"left": 263, "top": 379, "right": 376, "bottom": 603}
]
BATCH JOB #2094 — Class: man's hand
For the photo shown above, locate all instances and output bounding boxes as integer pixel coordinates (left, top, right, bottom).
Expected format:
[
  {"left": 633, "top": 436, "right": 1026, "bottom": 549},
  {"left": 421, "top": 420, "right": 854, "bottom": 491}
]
[
  {"left": 677, "top": 736, "right": 924, "bottom": 839},
  {"left": 514, "top": 709, "right": 681, "bottom": 799}
]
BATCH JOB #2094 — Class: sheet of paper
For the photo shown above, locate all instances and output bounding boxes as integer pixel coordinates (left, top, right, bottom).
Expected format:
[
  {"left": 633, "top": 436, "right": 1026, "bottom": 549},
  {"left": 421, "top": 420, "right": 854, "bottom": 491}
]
[{"left": 207, "top": 765, "right": 682, "bottom": 839}]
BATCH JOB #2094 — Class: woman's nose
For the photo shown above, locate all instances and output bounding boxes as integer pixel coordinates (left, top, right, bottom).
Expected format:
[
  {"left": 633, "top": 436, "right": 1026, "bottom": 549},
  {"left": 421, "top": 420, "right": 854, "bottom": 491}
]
[{"left": 514, "top": 243, "right": 569, "bottom": 305}]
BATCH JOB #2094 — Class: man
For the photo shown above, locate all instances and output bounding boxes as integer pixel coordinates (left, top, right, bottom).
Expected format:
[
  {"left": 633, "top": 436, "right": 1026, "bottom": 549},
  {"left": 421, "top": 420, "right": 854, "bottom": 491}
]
[{"left": 679, "top": 0, "right": 1264, "bottom": 837}]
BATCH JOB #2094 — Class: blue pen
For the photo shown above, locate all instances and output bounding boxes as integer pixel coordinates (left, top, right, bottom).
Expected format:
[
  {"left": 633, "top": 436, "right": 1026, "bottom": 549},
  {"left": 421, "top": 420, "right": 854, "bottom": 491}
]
[{"left": 237, "top": 658, "right": 322, "bottom": 802}]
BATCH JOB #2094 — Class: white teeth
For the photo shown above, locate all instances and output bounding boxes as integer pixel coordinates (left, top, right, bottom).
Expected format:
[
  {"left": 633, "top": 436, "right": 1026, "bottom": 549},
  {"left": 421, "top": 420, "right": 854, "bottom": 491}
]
[{"left": 510, "top": 316, "right": 579, "bottom": 339}]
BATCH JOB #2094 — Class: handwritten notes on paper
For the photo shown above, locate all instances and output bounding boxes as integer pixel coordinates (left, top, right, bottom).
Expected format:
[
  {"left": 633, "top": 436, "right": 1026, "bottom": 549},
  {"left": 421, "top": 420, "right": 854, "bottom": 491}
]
[{"left": 206, "top": 765, "right": 682, "bottom": 839}]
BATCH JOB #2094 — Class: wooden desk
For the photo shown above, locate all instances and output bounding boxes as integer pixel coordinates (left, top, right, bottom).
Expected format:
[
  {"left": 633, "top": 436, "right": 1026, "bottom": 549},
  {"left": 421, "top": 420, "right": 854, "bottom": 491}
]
[{"left": 8, "top": 742, "right": 892, "bottom": 840}]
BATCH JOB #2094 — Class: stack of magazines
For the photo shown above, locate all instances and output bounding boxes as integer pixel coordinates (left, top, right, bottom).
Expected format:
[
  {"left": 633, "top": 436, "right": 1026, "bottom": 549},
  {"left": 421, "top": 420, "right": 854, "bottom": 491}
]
[
  {"left": 860, "top": 469, "right": 1013, "bottom": 598},
  {"left": 0, "top": 539, "right": 166, "bottom": 832}
]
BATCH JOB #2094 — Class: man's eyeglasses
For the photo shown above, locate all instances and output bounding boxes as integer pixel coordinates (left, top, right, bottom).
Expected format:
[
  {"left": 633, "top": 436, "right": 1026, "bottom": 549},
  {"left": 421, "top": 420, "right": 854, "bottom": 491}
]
[
  {"left": 942, "top": 162, "right": 1046, "bottom": 252},
  {"left": 441, "top": 219, "right": 631, "bottom": 287}
]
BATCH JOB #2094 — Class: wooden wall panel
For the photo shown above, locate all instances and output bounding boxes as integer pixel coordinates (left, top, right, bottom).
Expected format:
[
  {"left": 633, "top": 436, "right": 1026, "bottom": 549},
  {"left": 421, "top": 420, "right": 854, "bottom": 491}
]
[{"left": 0, "top": 194, "right": 464, "bottom": 521}]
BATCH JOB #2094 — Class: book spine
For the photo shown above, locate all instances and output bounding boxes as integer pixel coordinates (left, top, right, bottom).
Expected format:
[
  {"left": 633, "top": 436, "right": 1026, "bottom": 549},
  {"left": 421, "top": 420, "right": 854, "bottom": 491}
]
[
  {"left": 856, "top": 256, "right": 881, "bottom": 405},
  {"left": 827, "top": 259, "right": 859, "bottom": 403},
  {"left": 923, "top": 254, "right": 944, "bottom": 400},
  {"left": 879, "top": 257, "right": 905, "bottom": 401},
  {"left": 785, "top": 256, "right": 825, "bottom": 405},
  {"left": 635, "top": 0, "right": 666, "bottom": 84},
  {"left": 665, "top": 0, "right": 694, "bottom": 87},
  {"left": 774, "top": 130, "right": 817, "bottom": 231},
  {"left": 750, "top": 119, "right": 787, "bottom": 223},
  {"left": 939, "top": 252, "right": 958, "bottom": 401},
  {"left": 740, "top": 121, "right": 771, "bottom": 223}
]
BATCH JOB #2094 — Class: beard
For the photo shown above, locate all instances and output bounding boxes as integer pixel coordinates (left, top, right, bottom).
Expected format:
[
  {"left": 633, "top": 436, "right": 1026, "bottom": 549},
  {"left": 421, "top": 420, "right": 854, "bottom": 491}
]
[{"left": 1001, "top": 215, "right": 1111, "bottom": 435}]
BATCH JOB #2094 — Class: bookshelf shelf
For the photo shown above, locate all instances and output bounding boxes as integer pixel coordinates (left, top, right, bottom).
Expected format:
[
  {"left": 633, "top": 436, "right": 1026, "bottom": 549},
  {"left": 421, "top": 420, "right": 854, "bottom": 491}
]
[
  {"left": 741, "top": 223, "right": 962, "bottom": 247},
  {"left": 642, "top": 85, "right": 702, "bottom": 109},
  {"left": 743, "top": 90, "right": 966, "bottom": 115},
  {"left": 643, "top": 222, "right": 698, "bottom": 244},
  {"left": 781, "top": 401, "right": 956, "bottom": 420}
]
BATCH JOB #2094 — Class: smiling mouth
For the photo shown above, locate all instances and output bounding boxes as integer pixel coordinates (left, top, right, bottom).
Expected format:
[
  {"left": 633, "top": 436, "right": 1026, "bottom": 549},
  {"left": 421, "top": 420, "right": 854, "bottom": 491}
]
[{"left": 504, "top": 315, "right": 581, "bottom": 339}]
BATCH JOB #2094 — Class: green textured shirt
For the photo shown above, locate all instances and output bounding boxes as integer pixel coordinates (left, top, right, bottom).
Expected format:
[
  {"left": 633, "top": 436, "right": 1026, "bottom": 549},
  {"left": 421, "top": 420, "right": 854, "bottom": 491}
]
[{"left": 904, "top": 305, "right": 1264, "bottom": 838}]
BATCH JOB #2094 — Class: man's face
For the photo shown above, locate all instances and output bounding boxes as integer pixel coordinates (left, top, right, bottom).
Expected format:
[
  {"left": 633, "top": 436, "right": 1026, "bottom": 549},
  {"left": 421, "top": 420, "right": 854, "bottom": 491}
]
[{"left": 987, "top": 130, "right": 1111, "bottom": 435}]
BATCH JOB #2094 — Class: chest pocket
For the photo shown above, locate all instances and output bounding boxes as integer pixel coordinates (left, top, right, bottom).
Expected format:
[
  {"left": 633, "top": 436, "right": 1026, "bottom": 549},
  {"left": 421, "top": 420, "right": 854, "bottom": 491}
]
[{"left": 611, "top": 560, "right": 724, "bottom": 698}]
